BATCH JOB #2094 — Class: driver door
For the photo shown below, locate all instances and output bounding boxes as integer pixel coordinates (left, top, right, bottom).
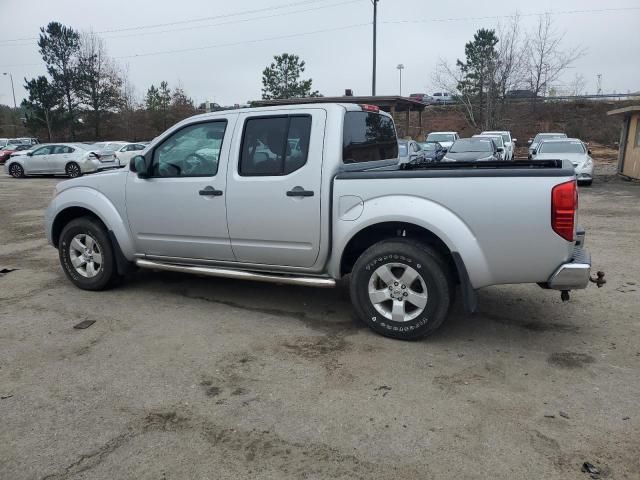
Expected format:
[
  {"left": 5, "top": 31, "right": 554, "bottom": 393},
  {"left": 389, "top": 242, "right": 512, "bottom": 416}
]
[
  {"left": 125, "top": 116, "right": 237, "bottom": 261},
  {"left": 27, "top": 145, "right": 53, "bottom": 172}
]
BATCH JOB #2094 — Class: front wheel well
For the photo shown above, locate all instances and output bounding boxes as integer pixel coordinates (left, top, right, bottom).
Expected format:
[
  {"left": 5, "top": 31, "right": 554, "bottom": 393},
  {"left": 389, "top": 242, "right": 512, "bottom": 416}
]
[
  {"left": 51, "top": 207, "right": 103, "bottom": 248},
  {"left": 340, "top": 222, "right": 456, "bottom": 280}
]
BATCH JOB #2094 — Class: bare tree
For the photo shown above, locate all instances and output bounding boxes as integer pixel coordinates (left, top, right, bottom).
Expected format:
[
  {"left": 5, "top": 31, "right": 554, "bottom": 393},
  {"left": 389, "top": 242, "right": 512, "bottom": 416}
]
[
  {"left": 432, "top": 58, "right": 478, "bottom": 128},
  {"left": 495, "top": 14, "right": 527, "bottom": 100},
  {"left": 77, "top": 32, "right": 123, "bottom": 139},
  {"left": 119, "top": 65, "right": 139, "bottom": 139},
  {"left": 568, "top": 73, "right": 586, "bottom": 96},
  {"left": 526, "top": 13, "right": 586, "bottom": 103}
]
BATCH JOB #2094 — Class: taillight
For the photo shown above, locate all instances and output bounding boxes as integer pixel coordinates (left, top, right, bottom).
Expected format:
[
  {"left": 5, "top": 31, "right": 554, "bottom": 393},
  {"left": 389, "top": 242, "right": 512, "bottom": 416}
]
[
  {"left": 359, "top": 104, "right": 380, "bottom": 113},
  {"left": 551, "top": 180, "right": 577, "bottom": 241}
]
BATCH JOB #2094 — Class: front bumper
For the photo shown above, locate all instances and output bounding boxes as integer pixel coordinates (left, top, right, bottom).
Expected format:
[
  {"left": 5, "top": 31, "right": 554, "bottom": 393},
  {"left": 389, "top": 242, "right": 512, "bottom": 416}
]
[{"left": 547, "top": 245, "right": 591, "bottom": 290}]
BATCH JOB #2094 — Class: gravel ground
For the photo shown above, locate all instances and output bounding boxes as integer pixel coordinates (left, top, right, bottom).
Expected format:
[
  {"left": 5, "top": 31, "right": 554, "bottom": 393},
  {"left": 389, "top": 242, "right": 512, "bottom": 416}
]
[{"left": 0, "top": 163, "right": 638, "bottom": 480}]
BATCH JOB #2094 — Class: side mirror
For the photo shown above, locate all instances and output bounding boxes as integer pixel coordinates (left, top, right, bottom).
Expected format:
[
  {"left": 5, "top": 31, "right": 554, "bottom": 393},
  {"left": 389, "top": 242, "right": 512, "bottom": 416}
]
[
  {"left": 531, "top": 149, "right": 537, "bottom": 155},
  {"left": 588, "top": 150, "right": 592, "bottom": 155},
  {"left": 26, "top": 151, "right": 33, "bottom": 156},
  {"left": 497, "top": 147, "right": 504, "bottom": 152},
  {"left": 512, "top": 138, "right": 518, "bottom": 143},
  {"left": 131, "top": 154, "right": 151, "bottom": 178},
  {"left": 527, "top": 139, "right": 533, "bottom": 145},
  {"left": 442, "top": 148, "right": 448, "bottom": 153}
]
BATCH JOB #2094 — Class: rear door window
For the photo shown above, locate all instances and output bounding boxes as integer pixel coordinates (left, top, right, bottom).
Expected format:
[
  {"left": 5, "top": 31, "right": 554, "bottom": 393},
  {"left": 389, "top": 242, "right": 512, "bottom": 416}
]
[
  {"left": 342, "top": 111, "right": 398, "bottom": 163},
  {"left": 239, "top": 115, "right": 312, "bottom": 176}
]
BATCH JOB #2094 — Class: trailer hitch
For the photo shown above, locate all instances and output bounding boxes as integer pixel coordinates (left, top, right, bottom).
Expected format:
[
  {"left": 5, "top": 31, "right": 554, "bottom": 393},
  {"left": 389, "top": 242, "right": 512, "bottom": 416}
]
[{"left": 589, "top": 271, "right": 606, "bottom": 288}]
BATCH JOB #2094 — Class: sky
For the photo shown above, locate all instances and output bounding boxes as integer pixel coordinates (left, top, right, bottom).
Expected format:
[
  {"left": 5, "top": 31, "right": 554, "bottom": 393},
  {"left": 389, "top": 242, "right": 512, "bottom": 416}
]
[{"left": 0, "top": 0, "right": 639, "bottom": 107}]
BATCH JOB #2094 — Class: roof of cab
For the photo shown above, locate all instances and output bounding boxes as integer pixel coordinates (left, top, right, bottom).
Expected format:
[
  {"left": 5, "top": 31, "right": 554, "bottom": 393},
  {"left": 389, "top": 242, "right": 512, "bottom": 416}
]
[{"left": 188, "top": 103, "right": 391, "bottom": 122}]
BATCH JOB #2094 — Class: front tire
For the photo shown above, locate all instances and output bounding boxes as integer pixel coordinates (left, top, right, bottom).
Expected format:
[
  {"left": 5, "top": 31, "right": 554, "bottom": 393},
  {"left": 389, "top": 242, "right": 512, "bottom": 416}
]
[
  {"left": 350, "top": 239, "right": 451, "bottom": 340},
  {"left": 9, "top": 163, "right": 24, "bottom": 178},
  {"left": 65, "top": 162, "right": 82, "bottom": 178},
  {"left": 59, "top": 217, "right": 119, "bottom": 290}
]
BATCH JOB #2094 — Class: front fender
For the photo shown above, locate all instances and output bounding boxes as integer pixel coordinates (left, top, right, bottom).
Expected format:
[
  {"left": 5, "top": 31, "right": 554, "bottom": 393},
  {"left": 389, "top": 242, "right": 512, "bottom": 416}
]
[
  {"left": 330, "top": 195, "right": 492, "bottom": 288},
  {"left": 48, "top": 186, "right": 135, "bottom": 259}
]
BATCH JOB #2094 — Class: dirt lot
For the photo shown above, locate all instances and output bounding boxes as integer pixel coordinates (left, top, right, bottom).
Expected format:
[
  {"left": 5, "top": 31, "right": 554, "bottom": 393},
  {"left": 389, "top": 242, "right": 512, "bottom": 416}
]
[{"left": 1, "top": 160, "right": 639, "bottom": 480}]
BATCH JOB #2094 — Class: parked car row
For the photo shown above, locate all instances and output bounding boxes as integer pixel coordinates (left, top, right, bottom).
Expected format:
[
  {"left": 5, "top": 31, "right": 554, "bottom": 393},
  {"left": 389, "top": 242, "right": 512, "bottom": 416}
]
[
  {"left": 2, "top": 140, "right": 149, "bottom": 178},
  {"left": 401, "top": 128, "right": 592, "bottom": 186},
  {"left": 409, "top": 92, "right": 456, "bottom": 105}
]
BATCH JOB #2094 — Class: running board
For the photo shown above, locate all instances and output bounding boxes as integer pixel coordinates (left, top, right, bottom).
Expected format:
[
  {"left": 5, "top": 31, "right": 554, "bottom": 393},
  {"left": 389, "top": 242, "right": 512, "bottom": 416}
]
[{"left": 135, "top": 259, "right": 336, "bottom": 288}]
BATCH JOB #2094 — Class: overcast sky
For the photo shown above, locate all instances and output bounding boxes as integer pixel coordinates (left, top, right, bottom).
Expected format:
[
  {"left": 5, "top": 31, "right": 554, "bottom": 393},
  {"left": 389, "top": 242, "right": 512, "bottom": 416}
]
[{"left": 0, "top": 0, "right": 638, "bottom": 106}]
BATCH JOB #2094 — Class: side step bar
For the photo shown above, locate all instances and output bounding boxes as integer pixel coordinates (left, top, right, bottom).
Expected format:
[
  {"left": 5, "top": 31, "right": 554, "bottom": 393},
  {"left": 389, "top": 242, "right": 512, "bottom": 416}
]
[{"left": 135, "top": 259, "right": 336, "bottom": 288}]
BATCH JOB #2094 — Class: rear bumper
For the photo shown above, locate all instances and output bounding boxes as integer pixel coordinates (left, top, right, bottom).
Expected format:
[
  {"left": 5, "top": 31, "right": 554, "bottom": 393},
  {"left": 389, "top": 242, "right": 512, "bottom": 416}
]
[{"left": 547, "top": 245, "right": 591, "bottom": 290}]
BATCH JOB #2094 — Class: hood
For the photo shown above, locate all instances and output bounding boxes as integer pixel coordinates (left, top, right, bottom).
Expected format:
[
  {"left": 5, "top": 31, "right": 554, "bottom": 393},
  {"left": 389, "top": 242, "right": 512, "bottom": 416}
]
[
  {"left": 55, "top": 167, "right": 128, "bottom": 195},
  {"left": 534, "top": 153, "right": 588, "bottom": 164},
  {"left": 445, "top": 151, "right": 494, "bottom": 161}
]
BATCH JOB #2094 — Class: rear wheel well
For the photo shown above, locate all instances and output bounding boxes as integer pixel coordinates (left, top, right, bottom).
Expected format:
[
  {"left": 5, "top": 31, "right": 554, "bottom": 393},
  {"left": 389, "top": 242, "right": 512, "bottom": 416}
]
[
  {"left": 51, "top": 207, "right": 103, "bottom": 248},
  {"left": 340, "top": 222, "right": 456, "bottom": 280}
]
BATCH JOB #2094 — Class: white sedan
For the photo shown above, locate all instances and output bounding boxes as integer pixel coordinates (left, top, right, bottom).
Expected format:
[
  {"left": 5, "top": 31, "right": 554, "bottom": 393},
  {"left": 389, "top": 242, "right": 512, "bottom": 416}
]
[
  {"left": 113, "top": 142, "right": 147, "bottom": 166},
  {"left": 481, "top": 130, "right": 516, "bottom": 160},
  {"left": 4, "top": 143, "right": 117, "bottom": 178},
  {"left": 531, "top": 138, "right": 594, "bottom": 186}
]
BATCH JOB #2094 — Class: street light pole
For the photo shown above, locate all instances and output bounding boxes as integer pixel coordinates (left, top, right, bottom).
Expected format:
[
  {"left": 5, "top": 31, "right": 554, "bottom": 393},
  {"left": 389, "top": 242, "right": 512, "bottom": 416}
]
[
  {"left": 2, "top": 72, "right": 17, "bottom": 136},
  {"left": 397, "top": 64, "right": 404, "bottom": 96},
  {"left": 371, "top": 0, "right": 379, "bottom": 96}
]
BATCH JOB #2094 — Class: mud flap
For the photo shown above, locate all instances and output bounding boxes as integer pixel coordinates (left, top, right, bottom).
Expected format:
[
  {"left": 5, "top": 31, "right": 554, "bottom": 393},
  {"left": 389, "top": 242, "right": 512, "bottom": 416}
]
[{"left": 452, "top": 252, "right": 478, "bottom": 314}]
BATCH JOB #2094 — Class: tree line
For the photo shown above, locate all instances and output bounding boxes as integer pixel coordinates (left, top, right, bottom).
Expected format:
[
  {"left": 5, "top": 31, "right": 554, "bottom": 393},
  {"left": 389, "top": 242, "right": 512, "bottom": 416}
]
[
  {"left": 13, "top": 20, "right": 321, "bottom": 143},
  {"left": 20, "top": 22, "right": 204, "bottom": 142},
  {"left": 434, "top": 13, "right": 585, "bottom": 130}
]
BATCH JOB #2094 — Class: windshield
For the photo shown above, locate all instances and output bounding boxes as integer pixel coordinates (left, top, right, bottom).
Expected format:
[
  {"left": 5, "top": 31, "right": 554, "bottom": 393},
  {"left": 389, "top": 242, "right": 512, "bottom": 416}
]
[
  {"left": 398, "top": 143, "right": 408, "bottom": 156},
  {"left": 450, "top": 138, "right": 493, "bottom": 153},
  {"left": 539, "top": 141, "right": 585, "bottom": 154},
  {"left": 534, "top": 133, "right": 566, "bottom": 143},
  {"left": 420, "top": 143, "right": 437, "bottom": 151},
  {"left": 427, "top": 133, "right": 454, "bottom": 143}
]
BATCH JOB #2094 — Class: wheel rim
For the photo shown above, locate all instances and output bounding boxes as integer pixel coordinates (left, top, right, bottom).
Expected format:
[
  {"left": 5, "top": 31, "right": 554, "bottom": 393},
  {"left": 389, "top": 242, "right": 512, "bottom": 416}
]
[
  {"left": 10, "top": 164, "right": 22, "bottom": 177},
  {"left": 368, "top": 263, "right": 428, "bottom": 322},
  {"left": 69, "top": 233, "right": 103, "bottom": 278},
  {"left": 67, "top": 163, "right": 80, "bottom": 177}
]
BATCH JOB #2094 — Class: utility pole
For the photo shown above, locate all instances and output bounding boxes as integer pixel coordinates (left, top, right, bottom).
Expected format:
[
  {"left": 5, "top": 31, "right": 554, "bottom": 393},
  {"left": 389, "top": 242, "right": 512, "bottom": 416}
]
[
  {"left": 2, "top": 72, "right": 17, "bottom": 136},
  {"left": 596, "top": 74, "right": 602, "bottom": 95},
  {"left": 397, "top": 64, "right": 404, "bottom": 96},
  {"left": 371, "top": 0, "right": 379, "bottom": 96}
]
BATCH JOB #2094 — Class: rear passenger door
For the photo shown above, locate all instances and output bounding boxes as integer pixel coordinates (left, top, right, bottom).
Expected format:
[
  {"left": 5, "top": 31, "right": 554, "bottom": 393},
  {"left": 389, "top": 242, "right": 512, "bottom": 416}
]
[
  {"left": 226, "top": 110, "right": 325, "bottom": 268},
  {"left": 49, "top": 145, "right": 74, "bottom": 173}
]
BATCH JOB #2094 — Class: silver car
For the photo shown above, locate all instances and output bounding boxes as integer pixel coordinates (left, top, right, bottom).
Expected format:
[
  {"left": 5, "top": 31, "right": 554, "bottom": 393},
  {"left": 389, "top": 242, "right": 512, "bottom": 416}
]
[
  {"left": 4, "top": 143, "right": 117, "bottom": 178},
  {"left": 528, "top": 133, "right": 567, "bottom": 158},
  {"left": 113, "top": 142, "right": 147, "bottom": 167},
  {"left": 531, "top": 138, "right": 594, "bottom": 185},
  {"left": 472, "top": 134, "right": 506, "bottom": 160}
]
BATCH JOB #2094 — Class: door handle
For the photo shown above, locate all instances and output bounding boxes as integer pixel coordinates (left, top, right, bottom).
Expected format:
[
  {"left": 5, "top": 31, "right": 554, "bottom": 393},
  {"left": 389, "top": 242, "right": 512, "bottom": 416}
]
[
  {"left": 286, "top": 186, "right": 314, "bottom": 197},
  {"left": 199, "top": 186, "right": 223, "bottom": 196}
]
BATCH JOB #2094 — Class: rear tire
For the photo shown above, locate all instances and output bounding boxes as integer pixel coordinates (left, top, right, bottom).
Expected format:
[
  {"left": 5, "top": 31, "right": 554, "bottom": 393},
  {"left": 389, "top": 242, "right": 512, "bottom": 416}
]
[
  {"left": 59, "top": 217, "right": 120, "bottom": 291},
  {"left": 350, "top": 239, "right": 451, "bottom": 340},
  {"left": 9, "top": 163, "right": 24, "bottom": 178},
  {"left": 65, "top": 162, "right": 82, "bottom": 178}
]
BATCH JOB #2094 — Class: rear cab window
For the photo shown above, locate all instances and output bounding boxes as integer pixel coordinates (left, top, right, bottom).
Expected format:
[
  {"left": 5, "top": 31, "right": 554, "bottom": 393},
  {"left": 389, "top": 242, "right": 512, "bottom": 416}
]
[{"left": 342, "top": 110, "right": 398, "bottom": 164}]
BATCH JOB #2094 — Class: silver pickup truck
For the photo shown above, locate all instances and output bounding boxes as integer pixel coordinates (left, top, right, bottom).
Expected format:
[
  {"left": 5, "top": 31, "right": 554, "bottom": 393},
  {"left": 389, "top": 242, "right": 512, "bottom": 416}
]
[{"left": 45, "top": 103, "right": 594, "bottom": 340}]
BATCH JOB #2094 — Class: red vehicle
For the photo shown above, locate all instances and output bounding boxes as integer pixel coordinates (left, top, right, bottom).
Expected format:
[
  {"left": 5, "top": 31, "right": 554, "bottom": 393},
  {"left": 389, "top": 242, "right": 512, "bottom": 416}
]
[{"left": 0, "top": 144, "right": 31, "bottom": 164}]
